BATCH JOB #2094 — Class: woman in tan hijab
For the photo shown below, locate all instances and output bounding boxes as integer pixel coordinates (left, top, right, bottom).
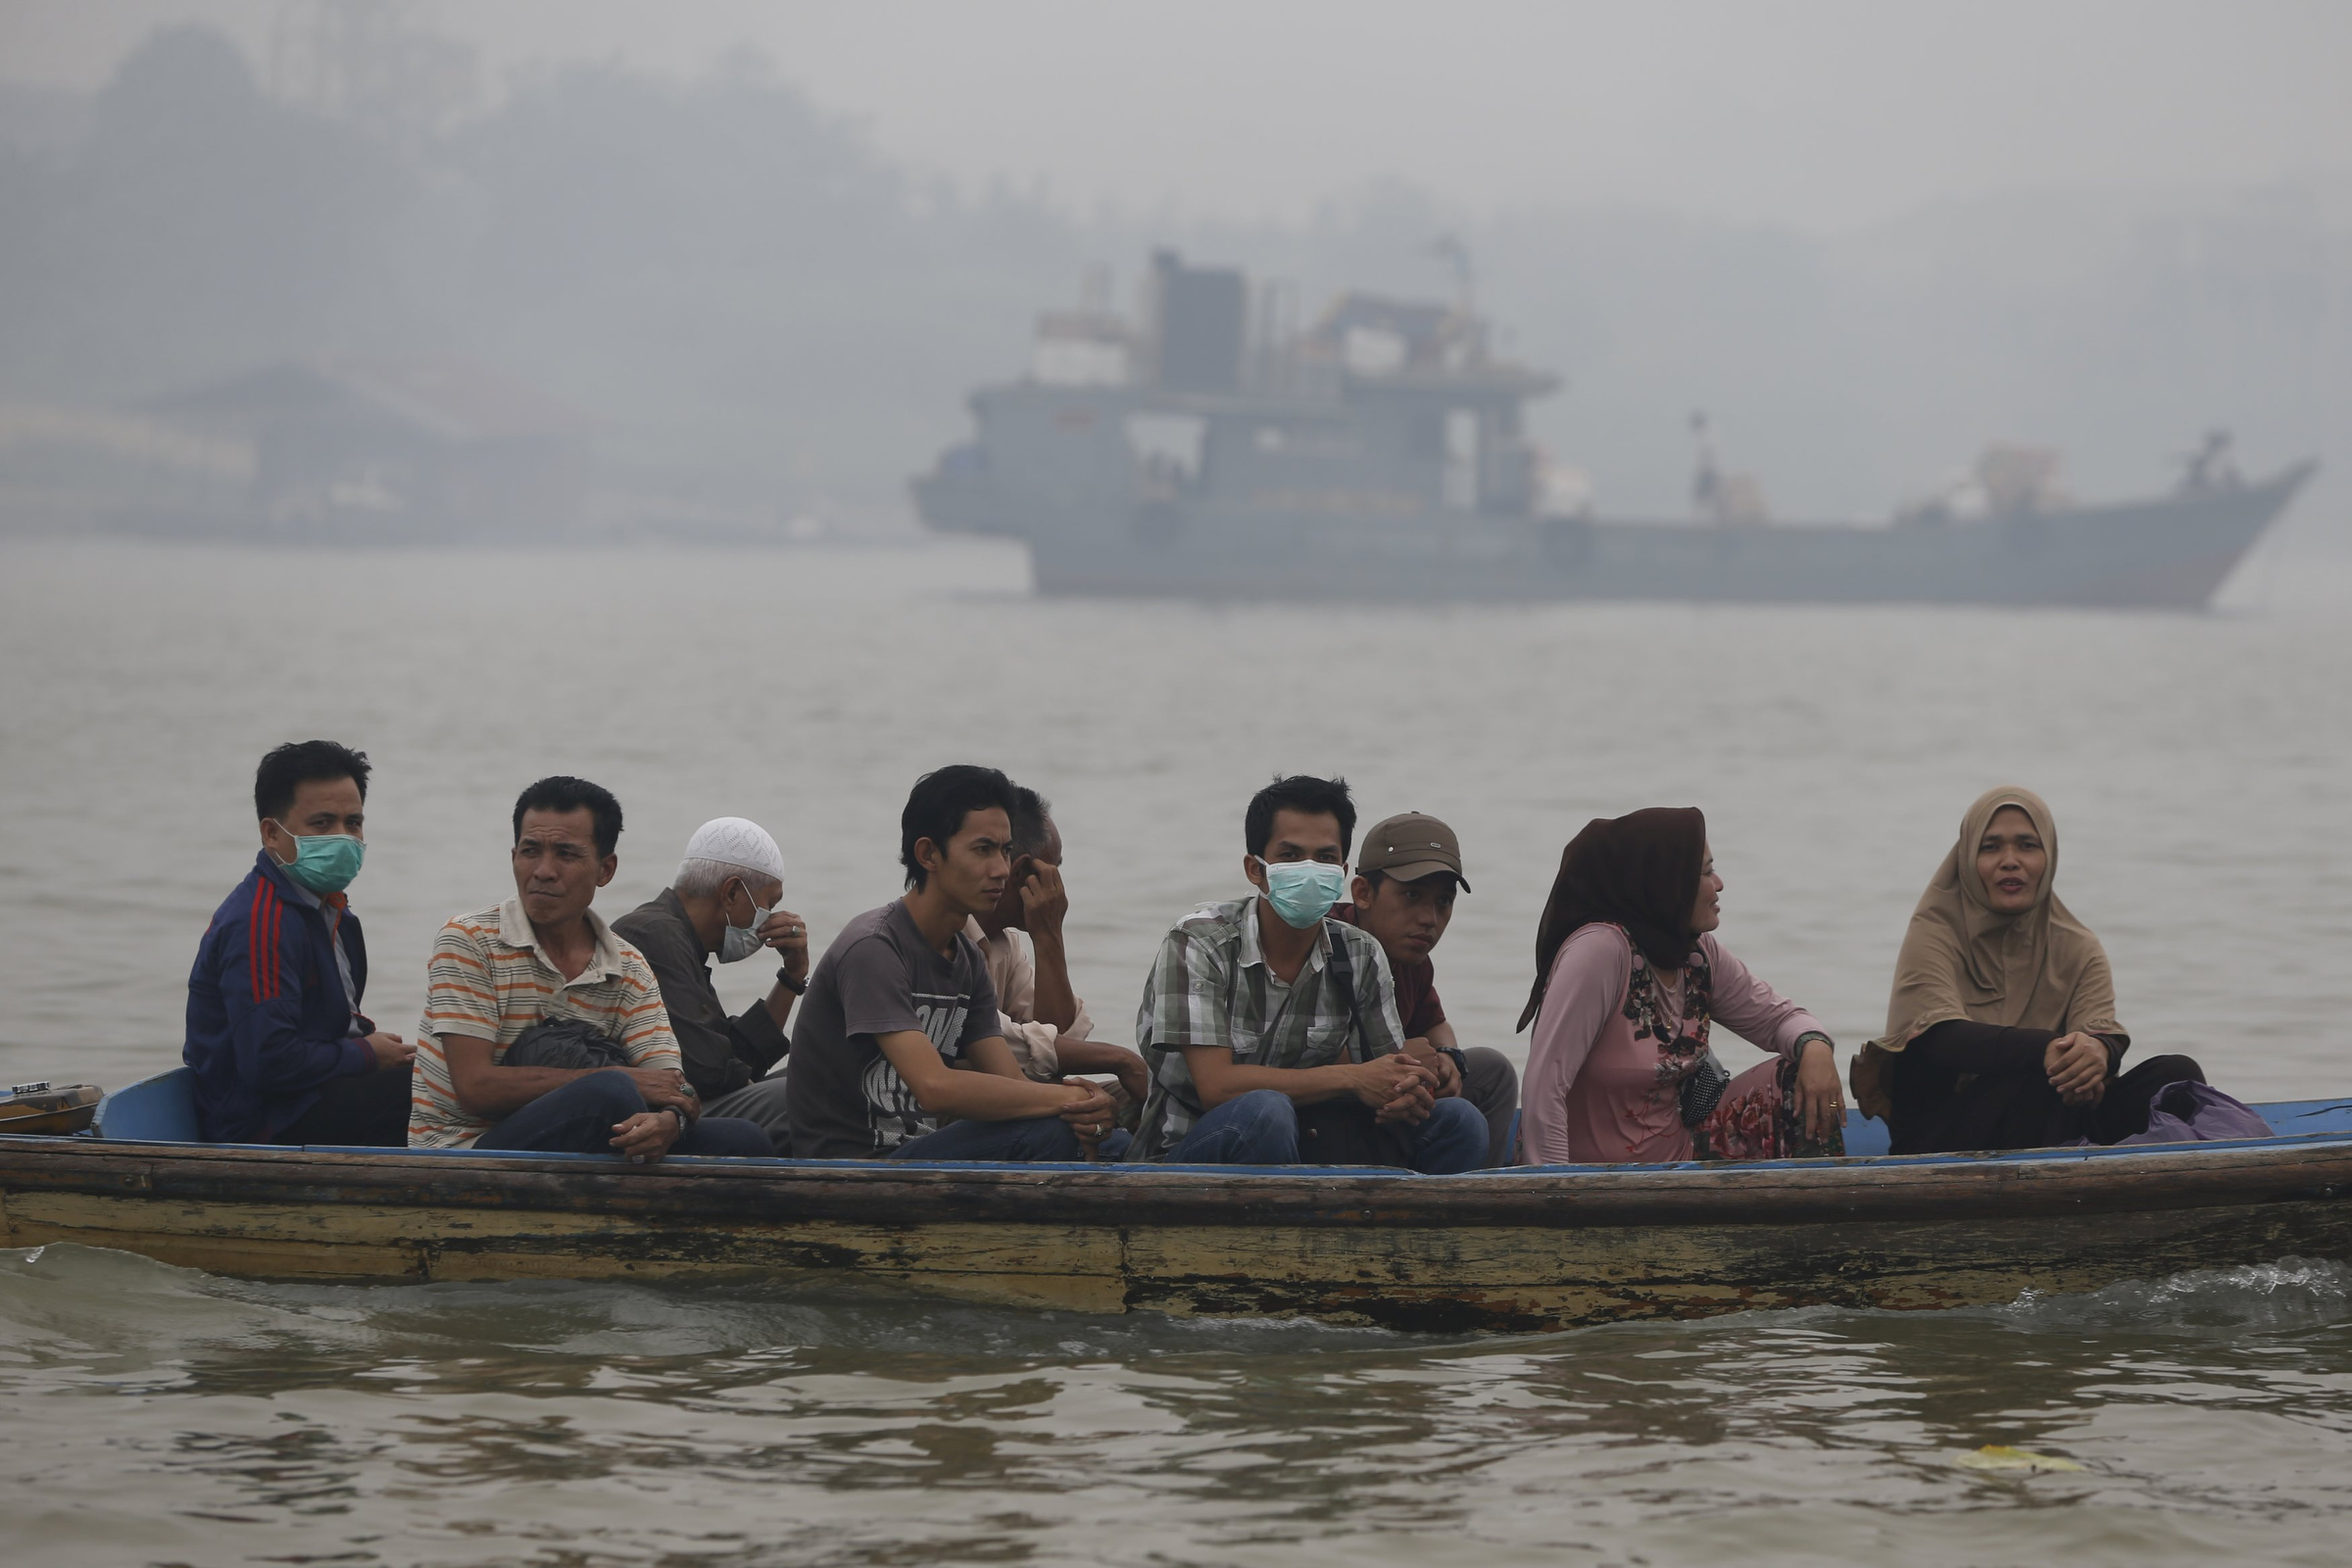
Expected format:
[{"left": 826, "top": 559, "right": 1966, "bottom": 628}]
[{"left": 1852, "top": 786, "right": 2204, "bottom": 1154}]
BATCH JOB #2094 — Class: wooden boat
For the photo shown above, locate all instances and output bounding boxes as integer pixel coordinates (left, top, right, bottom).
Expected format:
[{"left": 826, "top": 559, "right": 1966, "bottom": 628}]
[
  {"left": 0, "top": 1082, "right": 101, "bottom": 1137},
  {"left": 2, "top": 1068, "right": 2348, "bottom": 1333}
]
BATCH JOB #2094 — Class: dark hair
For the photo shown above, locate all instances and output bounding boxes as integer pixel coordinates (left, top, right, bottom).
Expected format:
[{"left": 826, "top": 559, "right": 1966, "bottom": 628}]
[
  {"left": 1008, "top": 785, "right": 1054, "bottom": 858},
  {"left": 901, "top": 765, "right": 1018, "bottom": 889},
  {"left": 1245, "top": 774, "right": 1355, "bottom": 859},
  {"left": 512, "top": 775, "right": 624, "bottom": 858},
  {"left": 1518, "top": 807, "right": 1706, "bottom": 1032},
  {"left": 254, "top": 740, "right": 370, "bottom": 822}
]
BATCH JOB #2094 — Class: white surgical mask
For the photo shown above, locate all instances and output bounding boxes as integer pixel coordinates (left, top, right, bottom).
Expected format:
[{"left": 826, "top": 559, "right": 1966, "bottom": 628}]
[{"left": 718, "top": 883, "right": 775, "bottom": 963}]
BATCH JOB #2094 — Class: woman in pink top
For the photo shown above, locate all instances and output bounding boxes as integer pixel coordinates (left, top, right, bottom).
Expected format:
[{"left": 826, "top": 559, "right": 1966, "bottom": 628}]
[{"left": 1516, "top": 808, "right": 1845, "bottom": 1165}]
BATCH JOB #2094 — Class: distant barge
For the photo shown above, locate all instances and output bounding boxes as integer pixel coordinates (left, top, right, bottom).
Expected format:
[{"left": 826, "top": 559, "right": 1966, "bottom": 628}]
[
  {"left": 1, "top": 1069, "right": 2349, "bottom": 1334},
  {"left": 915, "top": 251, "right": 2314, "bottom": 608}
]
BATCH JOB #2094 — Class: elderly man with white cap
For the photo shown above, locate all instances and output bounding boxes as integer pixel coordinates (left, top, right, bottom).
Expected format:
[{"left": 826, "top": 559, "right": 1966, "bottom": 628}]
[{"left": 611, "top": 816, "right": 809, "bottom": 1151}]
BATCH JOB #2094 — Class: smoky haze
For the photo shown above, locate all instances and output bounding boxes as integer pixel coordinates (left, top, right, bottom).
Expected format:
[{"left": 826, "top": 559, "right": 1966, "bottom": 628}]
[{"left": 0, "top": 0, "right": 2346, "bottom": 574}]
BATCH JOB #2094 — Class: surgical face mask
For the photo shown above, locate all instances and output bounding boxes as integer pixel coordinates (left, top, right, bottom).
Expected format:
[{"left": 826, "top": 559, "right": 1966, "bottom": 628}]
[
  {"left": 270, "top": 824, "right": 365, "bottom": 894},
  {"left": 1255, "top": 857, "right": 1348, "bottom": 929},
  {"left": 717, "top": 882, "right": 775, "bottom": 963}
]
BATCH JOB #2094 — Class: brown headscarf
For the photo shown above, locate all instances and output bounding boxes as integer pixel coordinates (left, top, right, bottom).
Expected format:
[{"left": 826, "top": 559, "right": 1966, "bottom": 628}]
[
  {"left": 1517, "top": 807, "right": 1706, "bottom": 1031},
  {"left": 1849, "top": 786, "right": 2122, "bottom": 1119}
]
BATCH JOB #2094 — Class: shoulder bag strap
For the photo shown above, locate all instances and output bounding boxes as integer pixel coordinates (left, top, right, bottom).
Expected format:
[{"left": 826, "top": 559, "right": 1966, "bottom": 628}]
[{"left": 1323, "top": 920, "right": 1366, "bottom": 1064}]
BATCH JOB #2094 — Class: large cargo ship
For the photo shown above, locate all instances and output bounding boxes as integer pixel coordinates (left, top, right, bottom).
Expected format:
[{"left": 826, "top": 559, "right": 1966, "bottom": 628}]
[{"left": 914, "top": 252, "right": 2314, "bottom": 607}]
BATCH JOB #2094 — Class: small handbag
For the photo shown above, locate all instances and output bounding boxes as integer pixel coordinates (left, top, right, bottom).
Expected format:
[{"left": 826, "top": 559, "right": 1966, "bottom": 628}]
[{"left": 1677, "top": 1047, "right": 1732, "bottom": 1127}]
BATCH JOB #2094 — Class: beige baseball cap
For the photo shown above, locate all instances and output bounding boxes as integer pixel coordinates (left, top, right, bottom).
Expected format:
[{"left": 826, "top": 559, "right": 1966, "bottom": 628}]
[{"left": 1357, "top": 811, "right": 1469, "bottom": 892}]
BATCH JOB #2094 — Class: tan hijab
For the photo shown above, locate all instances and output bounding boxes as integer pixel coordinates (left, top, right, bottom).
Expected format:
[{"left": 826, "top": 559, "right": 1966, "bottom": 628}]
[{"left": 1849, "top": 786, "right": 2122, "bottom": 1120}]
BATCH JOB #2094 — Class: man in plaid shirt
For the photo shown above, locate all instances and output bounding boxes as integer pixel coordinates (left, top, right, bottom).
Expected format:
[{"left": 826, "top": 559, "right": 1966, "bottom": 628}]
[{"left": 1124, "top": 775, "right": 1487, "bottom": 1170}]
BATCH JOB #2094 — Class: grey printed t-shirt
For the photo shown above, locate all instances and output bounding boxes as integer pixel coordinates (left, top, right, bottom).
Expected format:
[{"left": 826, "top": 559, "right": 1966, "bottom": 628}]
[{"left": 785, "top": 900, "right": 1003, "bottom": 1160}]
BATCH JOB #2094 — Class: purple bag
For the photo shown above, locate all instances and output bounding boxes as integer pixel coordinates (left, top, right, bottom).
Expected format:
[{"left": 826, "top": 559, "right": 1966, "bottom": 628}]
[{"left": 2111, "top": 1081, "right": 2275, "bottom": 1146}]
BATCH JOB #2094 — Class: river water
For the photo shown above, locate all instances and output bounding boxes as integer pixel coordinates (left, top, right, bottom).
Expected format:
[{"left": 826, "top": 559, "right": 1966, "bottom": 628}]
[{"left": 2, "top": 537, "right": 2350, "bottom": 1564}]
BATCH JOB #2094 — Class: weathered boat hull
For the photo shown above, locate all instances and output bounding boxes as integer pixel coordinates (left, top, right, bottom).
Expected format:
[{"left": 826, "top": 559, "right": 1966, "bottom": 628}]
[{"left": 6, "top": 1121, "right": 2352, "bottom": 1333}]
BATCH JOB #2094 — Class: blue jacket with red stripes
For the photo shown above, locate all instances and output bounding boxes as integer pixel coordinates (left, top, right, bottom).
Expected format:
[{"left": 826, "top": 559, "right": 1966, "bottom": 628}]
[{"left": 182, "top": 850, "right": 375, "bottom": 1142}]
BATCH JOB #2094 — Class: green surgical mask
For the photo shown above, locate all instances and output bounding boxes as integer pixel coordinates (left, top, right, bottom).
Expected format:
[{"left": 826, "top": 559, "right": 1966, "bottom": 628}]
[
  {"left": 270, "top": 825, "right": 366, "bottom": 894},
  {"left": 1254, "top": 857, "right": 1347, "bottom": 929}
]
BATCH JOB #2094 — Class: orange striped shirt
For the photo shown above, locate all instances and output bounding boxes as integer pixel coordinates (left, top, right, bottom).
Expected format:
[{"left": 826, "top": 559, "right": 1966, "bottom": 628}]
[{"left": 409, "top": 898, "right": 680, "bottom": 1149}]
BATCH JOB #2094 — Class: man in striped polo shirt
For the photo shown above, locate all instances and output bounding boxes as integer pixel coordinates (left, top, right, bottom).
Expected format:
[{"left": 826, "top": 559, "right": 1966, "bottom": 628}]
[{"left": 408, "top": 775, "right": 769, "bottom": 1159}]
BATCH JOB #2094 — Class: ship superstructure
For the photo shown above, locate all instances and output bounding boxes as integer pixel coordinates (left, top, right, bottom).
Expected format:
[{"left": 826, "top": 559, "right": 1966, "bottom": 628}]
[{"left": 915, "top": 251, "right": 2312, "bottom": 608}]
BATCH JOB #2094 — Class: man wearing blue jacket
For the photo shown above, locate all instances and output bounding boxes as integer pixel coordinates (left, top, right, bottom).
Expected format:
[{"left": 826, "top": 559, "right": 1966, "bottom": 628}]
[{"left": 183, "top": 740, "right": 416, "bottom": 1145}]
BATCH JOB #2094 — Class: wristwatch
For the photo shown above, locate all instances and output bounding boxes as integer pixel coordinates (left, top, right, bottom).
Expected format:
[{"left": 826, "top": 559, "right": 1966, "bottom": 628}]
[
  {"left": 775, "top": 966, "right": 807, "bottom": 995},
  {"left": 1435, "top": 1045, "right": 1468, "bottom": 1078}
]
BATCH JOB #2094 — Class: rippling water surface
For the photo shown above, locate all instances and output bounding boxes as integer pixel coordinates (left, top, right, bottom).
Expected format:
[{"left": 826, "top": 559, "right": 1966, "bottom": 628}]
[
  {"left": 6, "top": 1246, "right": 2352, "bottom": 1566},
  {"left": 3, "top": 538, "right": 2351, "bottom": 1564}
]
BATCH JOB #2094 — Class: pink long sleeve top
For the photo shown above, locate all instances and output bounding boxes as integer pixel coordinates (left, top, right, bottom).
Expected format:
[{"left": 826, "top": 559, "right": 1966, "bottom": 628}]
[{"left": 1521, "top": 925, "right": 1826, "bottom": 1165}]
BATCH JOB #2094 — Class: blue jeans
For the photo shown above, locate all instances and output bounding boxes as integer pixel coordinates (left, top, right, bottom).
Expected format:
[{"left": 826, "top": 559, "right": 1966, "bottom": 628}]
[
  {"left": 472, "top": 1070, "right": 772, "bottom": 1157},
  {"left": 1172, "top": 1088, "right": 1487, "bottom": 1173},
  {"left": 892, "top": 1113, "right": 1130, "bottom": 1163}
]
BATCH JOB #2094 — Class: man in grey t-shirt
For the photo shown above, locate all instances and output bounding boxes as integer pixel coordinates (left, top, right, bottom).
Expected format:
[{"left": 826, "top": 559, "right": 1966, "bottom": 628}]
[
  {"left": 786, "top": 765, "right": 1120, "bottom": 1162},
  {"left": 787, "top": 900, "right": 998, "bottom": 1156}
]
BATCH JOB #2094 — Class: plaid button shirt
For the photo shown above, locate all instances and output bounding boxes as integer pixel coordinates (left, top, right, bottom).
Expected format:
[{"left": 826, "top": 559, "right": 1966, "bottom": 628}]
[{"left": 1127, "top": 897, "right": 1406, "bottom": 1159}]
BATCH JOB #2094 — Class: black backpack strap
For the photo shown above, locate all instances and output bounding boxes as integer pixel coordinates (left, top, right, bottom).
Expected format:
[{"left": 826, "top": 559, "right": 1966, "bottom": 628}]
[{"left": 1324, "top": 920, "right": 1366, "bottom": 1064}]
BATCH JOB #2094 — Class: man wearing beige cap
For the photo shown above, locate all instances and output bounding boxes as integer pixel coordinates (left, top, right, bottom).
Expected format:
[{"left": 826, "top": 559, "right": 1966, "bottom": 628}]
[{"left": 1332, "top": 810, "right": 1522, "bottom": 1166}]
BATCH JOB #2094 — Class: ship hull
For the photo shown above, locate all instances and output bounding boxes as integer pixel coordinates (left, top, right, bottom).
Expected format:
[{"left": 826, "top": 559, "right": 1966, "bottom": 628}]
[{"left": 939, "top": 464, "right": 2313, "bottom": 609}]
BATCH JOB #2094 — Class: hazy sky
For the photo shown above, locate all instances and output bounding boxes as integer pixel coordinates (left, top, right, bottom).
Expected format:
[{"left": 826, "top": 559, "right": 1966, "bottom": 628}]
[{"left": 6, "top": 0, "right": 2351, "bottom": 231}]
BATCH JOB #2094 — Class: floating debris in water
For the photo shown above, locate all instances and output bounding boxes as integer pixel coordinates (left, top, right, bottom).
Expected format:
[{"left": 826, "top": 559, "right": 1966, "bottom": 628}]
[{"left": 1957, "top": 1446, "right": 2087, "bottom": 1473}]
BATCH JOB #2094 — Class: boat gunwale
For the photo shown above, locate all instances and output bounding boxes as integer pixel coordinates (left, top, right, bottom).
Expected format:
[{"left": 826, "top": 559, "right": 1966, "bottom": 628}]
[{"left": 7, "top": 1127, "right": 2352, "bottom": 1231}]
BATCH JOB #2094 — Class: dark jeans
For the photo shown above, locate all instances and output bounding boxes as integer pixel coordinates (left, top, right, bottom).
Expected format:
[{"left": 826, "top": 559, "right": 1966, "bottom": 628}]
[
  {"left": 892, "top": 1113, "right": 1129, "bottom": 1162},
  {"left": 277, "top": 1061, "right": 413, "bottom": 1148},
  {"left": 471, "top": 1070, "right": 771, "bottom": 1157},
  {"left": 1892, "top": 1054, "right": 2208, "bottom": 1154},
  {"left": 1460, "top": 1047, "right": 1521, "bottom": 1167},
  {"left": 1172, "top": 1088, "right": 1487, "bottom": 1173}
]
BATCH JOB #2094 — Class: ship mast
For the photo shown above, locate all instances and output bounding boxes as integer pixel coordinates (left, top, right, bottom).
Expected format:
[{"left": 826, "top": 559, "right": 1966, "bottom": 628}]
[{"left": 1429, "top": 234, "right": 1477, "bottom": 325}]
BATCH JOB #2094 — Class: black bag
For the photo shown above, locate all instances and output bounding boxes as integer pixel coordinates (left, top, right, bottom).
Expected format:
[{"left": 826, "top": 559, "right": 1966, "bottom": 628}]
[
  {"left": 1678, "top": 1048, "right": 1732, "bottom": 1127},
  {"left": 503, "top": 1016, "right": 632, "bottom": 1071},
  {"left": 1293, "top": 923, "right": 1418, "bottom": 1168}
]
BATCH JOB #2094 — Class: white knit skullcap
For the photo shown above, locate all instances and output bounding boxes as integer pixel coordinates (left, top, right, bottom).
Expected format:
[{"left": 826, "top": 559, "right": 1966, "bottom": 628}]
[{"left": 680, "top": 816, "right": 784, "bottom": 883}]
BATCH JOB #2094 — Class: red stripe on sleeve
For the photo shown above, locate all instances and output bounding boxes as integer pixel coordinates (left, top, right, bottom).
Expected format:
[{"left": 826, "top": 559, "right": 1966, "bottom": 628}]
[{"left": 258, "top": 883, "right": 279, "bottom": 1000}]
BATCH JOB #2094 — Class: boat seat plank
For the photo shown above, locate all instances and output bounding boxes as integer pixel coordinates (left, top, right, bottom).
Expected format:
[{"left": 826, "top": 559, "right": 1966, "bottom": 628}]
[{"left": 94, "top": 1066, "right": 200, "bottom": 1143}]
